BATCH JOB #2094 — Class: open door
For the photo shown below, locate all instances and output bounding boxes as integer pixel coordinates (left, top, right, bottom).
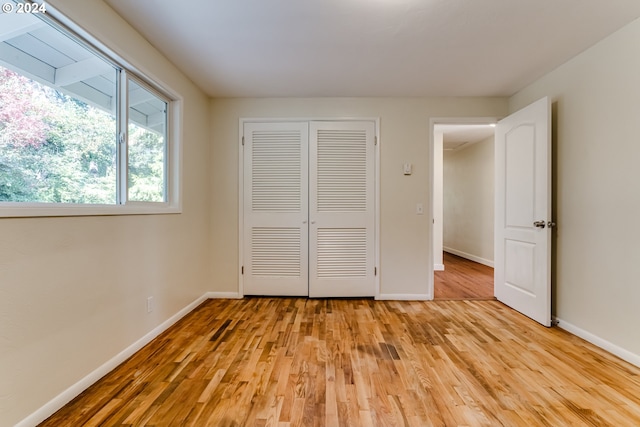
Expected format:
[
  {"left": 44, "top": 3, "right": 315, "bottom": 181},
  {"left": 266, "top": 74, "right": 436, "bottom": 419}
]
[{"left": 495, "top": 97, "right": 552, "bottom": 326}]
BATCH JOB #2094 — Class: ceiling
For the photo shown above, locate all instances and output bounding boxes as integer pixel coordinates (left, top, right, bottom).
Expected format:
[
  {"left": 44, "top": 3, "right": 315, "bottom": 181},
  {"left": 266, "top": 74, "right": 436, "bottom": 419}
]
[
  {"left": 436, "top": 124, "right": 495, "bottom": 151},
  {"left": 104, "top": 0, "right": 640, "bottom": 98}
]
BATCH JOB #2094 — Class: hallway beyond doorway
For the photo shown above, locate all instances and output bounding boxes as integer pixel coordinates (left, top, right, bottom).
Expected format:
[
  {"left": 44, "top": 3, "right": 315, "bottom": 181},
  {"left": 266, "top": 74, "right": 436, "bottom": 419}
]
[{"left": 434, "top": 252, "right": 494, "bottom": 300}]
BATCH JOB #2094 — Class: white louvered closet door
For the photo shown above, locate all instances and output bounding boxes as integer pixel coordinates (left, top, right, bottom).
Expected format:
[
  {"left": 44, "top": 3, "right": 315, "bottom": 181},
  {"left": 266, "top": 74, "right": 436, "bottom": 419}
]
[
  {"left": 308, "top": 121, "right": 376, "bottom": 297},
  {"left": 243, "top": 122, "right": 309, "bottom": 296}
]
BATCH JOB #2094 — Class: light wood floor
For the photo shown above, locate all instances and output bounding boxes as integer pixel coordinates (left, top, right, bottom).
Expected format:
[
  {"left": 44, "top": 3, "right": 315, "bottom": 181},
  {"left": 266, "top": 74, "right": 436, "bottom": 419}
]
[
  {"left": 434, "top": 252, "right": 494, "bottom": 300},
  {"left": 40, "top": 298, "right": 640, "bottom": 426}
]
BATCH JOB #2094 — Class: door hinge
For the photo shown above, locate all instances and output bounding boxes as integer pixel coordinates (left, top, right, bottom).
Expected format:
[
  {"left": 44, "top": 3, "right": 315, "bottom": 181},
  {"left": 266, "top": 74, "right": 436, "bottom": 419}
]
[
  {"left": 374, "top": 136, "right": 378, "bottom": 146},
  {"left": 241, "top": 266, "right": 244, "bottom": 274},
  {"left": 242, "top": 136, "right": 245, "bottom": 146},
  {"left": 374, "top": 267, "right": 377, "bottom": 276}
]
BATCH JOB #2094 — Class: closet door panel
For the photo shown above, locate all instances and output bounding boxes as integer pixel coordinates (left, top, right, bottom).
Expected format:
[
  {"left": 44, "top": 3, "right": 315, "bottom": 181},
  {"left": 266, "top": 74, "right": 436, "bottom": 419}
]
[
  {"left": 243, "top": 122, "right": 309, "bottom": 296},
  {"left": 309, "top": 121, "right": 376, "bottom": 297}
]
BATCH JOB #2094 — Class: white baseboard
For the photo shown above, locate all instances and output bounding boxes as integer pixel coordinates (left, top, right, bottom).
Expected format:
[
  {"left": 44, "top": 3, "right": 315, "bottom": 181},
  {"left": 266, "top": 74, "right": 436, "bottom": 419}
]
[
  {"left": 554, "top": 317, "right": 640, "bottom": 368},
  {"left": 434, "top": 264, "right": 445, "bottom": 271},
  {"left": 16, "top": 293, "right": 214, "bottom": 427},
  {"left": 205, "top": 291, "right": 243, "bottom": 299},
  {"left": 443, "top": 247, "right": 494, "bottom": 268},
  {"left": 377, "top": 293, "right": 432, "bottom": 301}
]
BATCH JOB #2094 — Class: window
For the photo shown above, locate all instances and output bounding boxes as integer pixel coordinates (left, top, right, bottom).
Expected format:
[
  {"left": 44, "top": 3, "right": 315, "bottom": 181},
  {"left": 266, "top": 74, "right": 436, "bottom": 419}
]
[
  {"left": 128, "top": 80, "right": 167, "bottom": 203},
  {"left": 0, "top": 1, "right": 179, "bottom": 216}
]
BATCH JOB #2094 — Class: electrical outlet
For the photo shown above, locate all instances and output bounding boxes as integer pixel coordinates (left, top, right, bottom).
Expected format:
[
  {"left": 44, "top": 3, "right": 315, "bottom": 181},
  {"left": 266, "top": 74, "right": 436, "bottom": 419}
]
[{"left": 147, "top": 296, "right": 154, "bottom": 313}]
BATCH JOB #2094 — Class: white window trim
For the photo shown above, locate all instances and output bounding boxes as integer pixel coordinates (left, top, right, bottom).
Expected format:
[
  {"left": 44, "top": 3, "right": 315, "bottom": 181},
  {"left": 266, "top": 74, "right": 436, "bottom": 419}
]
[{"left": 0, "top": 2, "right": 183, "bottom": 218}]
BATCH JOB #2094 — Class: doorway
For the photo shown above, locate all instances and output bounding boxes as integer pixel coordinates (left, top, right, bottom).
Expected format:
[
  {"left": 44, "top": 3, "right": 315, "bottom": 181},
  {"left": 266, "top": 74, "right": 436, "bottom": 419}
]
[{"left": 431, "top": 120, "right": 496, "bottom": 300}]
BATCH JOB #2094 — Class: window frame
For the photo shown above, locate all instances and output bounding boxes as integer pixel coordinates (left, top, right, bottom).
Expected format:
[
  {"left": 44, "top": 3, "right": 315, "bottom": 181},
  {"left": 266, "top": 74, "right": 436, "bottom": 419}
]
[{"left": 0, "top": 1, "right": 182, "bottom": 217}]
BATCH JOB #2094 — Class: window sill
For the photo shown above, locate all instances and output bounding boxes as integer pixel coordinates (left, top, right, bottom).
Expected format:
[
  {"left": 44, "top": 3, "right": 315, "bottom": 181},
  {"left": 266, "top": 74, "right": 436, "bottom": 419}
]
[{"left": 0, "top": 202, "right": 182, "bottom": 218}]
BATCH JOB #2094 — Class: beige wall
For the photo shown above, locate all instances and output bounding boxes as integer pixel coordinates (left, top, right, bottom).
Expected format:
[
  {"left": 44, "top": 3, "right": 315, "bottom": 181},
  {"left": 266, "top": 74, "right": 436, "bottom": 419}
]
[
  {"left": 443, "top": 135, "right": 495, "bottom": 265},
  {"left": 210, "top": 98, "right": 508, "bottom": 297},
  {"left": 0, "top": 1, "right": 212, "bottom": 425},
  {"left": 510, "top": 17, "right": 640, "bottom": 357}
]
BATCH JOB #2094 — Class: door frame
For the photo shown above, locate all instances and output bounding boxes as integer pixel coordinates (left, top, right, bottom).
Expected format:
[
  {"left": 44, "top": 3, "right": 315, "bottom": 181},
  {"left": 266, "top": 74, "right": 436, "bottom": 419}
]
[
  {"left": 238, "top": 117, "right": 381, "bottom": 298},
  {"left": 428, "top": 117, "right": 500, "bottom": 299}
]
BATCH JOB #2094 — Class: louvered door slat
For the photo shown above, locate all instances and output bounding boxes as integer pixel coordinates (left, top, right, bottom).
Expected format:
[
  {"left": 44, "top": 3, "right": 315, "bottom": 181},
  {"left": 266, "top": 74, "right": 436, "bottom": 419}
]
[
  {"left": 317, "top": 228, "right": 367, "bottom": 278},
  {"left": 317, "top": 129, "right": 368, "bottom": 212},
  {"left": 251, "top": 131, "right": 302, "bottom": 212},
  {"left": 251, "top": 227, "right": 301, "bottom": 276}
]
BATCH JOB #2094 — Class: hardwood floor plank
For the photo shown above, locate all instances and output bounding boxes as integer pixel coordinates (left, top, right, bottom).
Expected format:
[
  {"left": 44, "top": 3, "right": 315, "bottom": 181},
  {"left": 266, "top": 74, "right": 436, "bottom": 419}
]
[{"left": 39, "top": 298, "right": 640, "bottom": 427}]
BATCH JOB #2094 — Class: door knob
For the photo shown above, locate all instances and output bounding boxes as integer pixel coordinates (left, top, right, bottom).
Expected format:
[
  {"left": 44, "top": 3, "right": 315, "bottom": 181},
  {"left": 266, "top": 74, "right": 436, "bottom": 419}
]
[{"left": 533, "top": 220, "right": 546, "bottom": 228}]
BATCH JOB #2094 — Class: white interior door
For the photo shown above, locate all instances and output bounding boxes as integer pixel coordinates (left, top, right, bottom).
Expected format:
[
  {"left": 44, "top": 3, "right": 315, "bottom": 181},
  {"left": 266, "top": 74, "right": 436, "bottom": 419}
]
[
  {"left": 243, "top": 122, "right": 309, "bottom": 296},
  {"left": 308, "top": 121, "right": 376, "bottom": 297},
  {"left": 495, "top": 97, "right": 552, "bottom": 326}
]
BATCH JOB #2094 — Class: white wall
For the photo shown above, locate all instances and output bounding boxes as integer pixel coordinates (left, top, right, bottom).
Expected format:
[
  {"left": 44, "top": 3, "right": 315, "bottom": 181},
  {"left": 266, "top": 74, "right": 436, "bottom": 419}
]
[
  {"left": 433, "top": 132, "right": 444, "bottom": 270},
  {"left": 442, "top": 135, "right": 495, "bottom": 266},
  {"left": 210, "top": 98, "right": 508, "bottom": 298},
  {"left": 0, "top": 1, "right": 212, "bottom": 426},
  {"left": 510, "top": 17, "right": 640, "bottom": 361}
]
